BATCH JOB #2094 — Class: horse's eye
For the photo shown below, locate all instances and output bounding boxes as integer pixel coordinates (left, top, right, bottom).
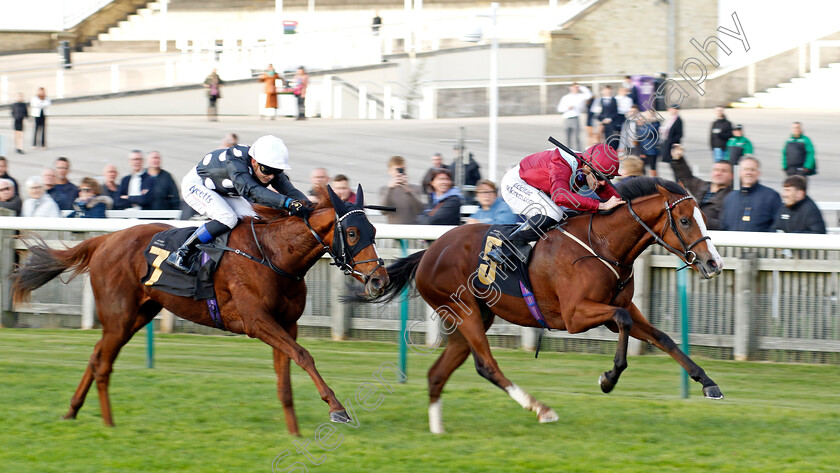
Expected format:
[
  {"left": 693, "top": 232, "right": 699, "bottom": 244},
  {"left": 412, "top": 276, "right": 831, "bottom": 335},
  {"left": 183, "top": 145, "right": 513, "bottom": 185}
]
[
  {"left": 348, "top": 230, "right": 356, "bottom": 238},
  {"left": 680, "top": 218, "right": 690, "bottom": 226}
]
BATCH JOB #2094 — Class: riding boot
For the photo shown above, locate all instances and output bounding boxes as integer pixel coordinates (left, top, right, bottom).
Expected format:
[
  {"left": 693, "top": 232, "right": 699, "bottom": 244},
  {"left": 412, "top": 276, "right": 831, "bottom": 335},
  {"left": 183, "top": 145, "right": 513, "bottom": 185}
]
[
  {"left": 486, "top": 215, "right": 559, "bottom": 270},
  {"left": 165, "top": 221, "right": 229, "bottom": 274}
]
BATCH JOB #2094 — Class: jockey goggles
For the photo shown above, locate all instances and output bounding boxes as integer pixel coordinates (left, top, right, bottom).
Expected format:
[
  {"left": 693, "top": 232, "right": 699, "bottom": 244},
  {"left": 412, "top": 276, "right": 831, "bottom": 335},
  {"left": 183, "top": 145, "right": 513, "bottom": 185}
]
[{"left": 258, "top": 163, "right": 283, "bottom": 176}]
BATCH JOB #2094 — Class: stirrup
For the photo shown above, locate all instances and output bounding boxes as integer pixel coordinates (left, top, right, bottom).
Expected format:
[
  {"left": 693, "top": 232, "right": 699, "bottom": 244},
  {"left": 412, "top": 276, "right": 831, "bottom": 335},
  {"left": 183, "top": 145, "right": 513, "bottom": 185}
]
[
  {"left": 487, "top": 247, "right": 513, "bottom": 269},
  {"left": 165, "top": 250, "right": 193, "bottom": 274}
]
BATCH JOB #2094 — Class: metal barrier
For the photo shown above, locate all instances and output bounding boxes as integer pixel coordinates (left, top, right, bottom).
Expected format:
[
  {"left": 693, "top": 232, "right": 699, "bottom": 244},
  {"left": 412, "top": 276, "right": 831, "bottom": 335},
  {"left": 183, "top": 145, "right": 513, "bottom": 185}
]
[{"left": 1, "top": 217, "right": 838, "bottom": 363}]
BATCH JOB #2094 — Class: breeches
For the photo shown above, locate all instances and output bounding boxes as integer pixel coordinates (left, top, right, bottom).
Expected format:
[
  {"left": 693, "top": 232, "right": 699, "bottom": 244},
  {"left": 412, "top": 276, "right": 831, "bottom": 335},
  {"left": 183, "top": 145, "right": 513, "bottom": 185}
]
[{"left": 181, "top": 167, "right": 256, "bottom": 228}]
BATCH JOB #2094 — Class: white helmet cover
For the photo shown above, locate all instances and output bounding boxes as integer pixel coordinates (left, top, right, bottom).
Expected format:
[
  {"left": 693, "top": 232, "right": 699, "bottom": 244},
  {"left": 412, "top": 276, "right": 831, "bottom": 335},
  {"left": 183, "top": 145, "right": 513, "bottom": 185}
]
[{"left": 249, "top": 135, "right": 291, "bottom": 170}]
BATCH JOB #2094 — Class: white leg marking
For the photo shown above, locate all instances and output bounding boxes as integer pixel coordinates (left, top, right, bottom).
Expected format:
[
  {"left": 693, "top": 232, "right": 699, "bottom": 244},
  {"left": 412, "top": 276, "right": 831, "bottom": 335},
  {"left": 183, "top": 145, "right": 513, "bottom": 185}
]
[
  {"left": 505, "top": 383, "right": 534, "bottom": 411},
  {"left": 693, "top": 207, "right": 724, "bottom": 268},
  {"left": 429, "top": 400, "right": 444, "bottom": 434}
]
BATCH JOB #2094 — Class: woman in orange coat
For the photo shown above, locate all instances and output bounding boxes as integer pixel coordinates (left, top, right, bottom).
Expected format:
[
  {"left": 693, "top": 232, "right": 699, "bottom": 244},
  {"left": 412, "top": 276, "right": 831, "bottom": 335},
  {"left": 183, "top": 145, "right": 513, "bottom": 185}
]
[{"left": 258, "top": 64, "right": 279, "bottom": 118}]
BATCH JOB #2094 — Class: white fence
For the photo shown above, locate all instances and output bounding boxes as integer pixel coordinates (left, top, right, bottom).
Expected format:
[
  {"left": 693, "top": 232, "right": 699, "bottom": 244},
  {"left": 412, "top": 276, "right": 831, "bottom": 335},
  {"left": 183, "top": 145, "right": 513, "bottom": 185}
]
[{"left": 1, "top": 217, "right": 839, "bottom": 364}]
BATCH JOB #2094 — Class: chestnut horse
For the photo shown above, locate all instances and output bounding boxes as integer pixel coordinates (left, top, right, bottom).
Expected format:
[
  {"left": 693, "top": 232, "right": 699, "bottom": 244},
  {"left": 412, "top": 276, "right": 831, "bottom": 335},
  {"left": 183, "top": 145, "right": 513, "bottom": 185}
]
[
  {"left": 357, "top": 177, "right": 724, "bottom": 433},
  {"left": 11, "top": 186, "right": 388, "bottom": 435}
]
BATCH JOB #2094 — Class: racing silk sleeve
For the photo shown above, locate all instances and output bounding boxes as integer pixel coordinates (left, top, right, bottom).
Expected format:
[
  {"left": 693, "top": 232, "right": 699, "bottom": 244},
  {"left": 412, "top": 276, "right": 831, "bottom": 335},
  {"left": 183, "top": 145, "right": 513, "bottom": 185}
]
[
  {"left": 270, "top": 172, "right": 309, "bottom": 203},
  {"left": 224, "top": 158, "right": 288, "bottom": 209},
  {"left": 547, "top": 153, "right": 602, "bottom": 213}
]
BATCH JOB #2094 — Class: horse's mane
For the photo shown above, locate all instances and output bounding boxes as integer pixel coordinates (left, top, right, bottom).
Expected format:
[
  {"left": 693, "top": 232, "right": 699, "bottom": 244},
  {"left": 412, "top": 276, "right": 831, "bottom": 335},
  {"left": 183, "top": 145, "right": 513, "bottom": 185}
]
[
  {"left": 614, "top": 176, "right": 687, "bottom": 202},
  {"left": 252, "top": 185, "right": 333, "bottom": 220}
]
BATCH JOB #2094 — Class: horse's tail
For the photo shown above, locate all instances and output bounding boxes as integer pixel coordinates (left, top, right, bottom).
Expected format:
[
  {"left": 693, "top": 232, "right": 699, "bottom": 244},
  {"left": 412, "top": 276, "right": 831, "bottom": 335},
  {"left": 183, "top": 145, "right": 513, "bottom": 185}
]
[
  {"left": 345, "top": 249, "right": 427, "bottom": 304},
  {"left": 12, "top": 233, "right": 108, "bottom": 304}
]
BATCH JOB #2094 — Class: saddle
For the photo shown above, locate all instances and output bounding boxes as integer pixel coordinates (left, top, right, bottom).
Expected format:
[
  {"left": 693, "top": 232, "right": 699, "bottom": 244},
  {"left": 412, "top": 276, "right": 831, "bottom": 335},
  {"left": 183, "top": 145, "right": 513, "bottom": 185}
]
[
  {"left": 141, "top": 227, "right": 228, "bottom": 300},
  {"left": 474, "top": 225, "right": 548, "bottom": 329}
]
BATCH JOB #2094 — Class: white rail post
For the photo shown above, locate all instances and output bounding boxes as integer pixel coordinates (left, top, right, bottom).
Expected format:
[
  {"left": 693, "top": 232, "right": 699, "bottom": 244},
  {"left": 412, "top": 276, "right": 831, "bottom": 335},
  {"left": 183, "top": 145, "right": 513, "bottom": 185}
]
[
  {"left": 80, "top": 275, "right": 95, "bottom": 329},
  {"left": 628, "top": 250, "right": 652, "bottom": 356},
  {"left": 521, "top": 326, "right": 538, "bottom": 351},
  {"left": 734, "top": 252, "right": 758, "bottom": 361},
  {"left": 0, "top": 228, "right": 16, "bottom": 328},
  {"left": 330, "top": 262, "right": 348, "bottom": 340}
]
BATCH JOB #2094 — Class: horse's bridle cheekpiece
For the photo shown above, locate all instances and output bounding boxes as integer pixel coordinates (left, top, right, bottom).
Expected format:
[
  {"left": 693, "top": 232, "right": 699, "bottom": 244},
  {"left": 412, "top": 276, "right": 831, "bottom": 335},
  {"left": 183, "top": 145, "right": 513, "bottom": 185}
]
[{"left": 304, "top": 208, "right": 384, "bottom": 286}]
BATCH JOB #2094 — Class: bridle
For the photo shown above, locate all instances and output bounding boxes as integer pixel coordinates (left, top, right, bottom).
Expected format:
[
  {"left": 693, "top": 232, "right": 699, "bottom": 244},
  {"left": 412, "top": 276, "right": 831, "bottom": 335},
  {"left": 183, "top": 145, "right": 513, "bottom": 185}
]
[
  {"left": 303, "top": 209, "right": 385, "bottom": 286},
  {"left": 625, "top": 193, "right": 710, "bottom": 271}
]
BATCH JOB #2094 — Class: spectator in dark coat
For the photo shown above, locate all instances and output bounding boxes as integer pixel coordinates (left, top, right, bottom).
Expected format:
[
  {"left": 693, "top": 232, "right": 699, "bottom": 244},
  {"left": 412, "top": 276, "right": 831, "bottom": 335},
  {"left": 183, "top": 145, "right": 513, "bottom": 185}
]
[
  {"left": 145, "top": 151, "right": 180, "bottom": 210},
  {"left": 11, "top": 92, "right": 28, "bottom": 154},
  {"left": 658, "top": 106, "right": 683, "bottom": 166},
  {"left": 0, "top": 178, "right": 21, "bottom": 215},
  {"left": 669, "top": 145, "right": 733, "bottom": 230},
  {"left": 67, "top": 177, "right": 112, "bottom": 218},
  {"left": 595, "top": 86, "right": 620, "bottom": 148},
  {"left": 450, "top": 151, "right": 482, "bottom": 188},
  {"left": 417, "top": 168, "right": 462, "bottom": 225},
  {"left": 720, "top": 157, "right": 782, "bottom": 232},
  {"left": 117, "top": 150, "right": 155, "bottom": 210},
  {"left": 639, "top": 109, "right": 661, "bottom": 176},
  {"left": 101, "top": 164, "right": 124, "bottom": 209},
  {"left": 0, "top": 157, "right": 20, "bottom": 197},
  {"left": 772, "top": 175, "right": 826, "bottom": 234},
  {"left": 421, "top": 153, "right": 449, "bottom": 194},
  {"left": 709, "top": 106, "right": 733, "bottom": 162},
  {"left": 49, "top": 157, "right": 79, "bottom": 211}
]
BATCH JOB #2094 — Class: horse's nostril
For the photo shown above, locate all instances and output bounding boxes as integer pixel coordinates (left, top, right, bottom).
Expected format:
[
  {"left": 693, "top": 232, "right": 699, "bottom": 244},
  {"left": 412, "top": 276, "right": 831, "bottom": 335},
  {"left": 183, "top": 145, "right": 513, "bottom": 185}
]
[{"left": 371, "top": 278, "right": 383, "bottom": 290}]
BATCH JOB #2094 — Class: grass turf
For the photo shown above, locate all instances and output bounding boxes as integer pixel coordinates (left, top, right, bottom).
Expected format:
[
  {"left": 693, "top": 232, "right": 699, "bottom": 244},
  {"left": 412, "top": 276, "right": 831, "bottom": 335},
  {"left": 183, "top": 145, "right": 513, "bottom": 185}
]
[{"left": 1, "top": 329, "right": 838, "bottom": 473}]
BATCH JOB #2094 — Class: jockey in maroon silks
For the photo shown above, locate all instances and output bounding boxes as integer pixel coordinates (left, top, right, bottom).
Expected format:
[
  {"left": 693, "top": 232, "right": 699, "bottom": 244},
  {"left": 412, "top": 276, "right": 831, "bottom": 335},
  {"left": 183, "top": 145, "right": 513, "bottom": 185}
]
[{"left": 487, "top": 143, "right": 625, "bottom": 269}]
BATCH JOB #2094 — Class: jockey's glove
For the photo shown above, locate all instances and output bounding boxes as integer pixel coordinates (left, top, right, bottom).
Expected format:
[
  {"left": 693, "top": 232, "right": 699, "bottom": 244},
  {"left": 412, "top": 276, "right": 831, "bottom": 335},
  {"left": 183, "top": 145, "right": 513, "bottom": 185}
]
[{"left": 285, "top": 198, "right": 312, "bottom": 219}]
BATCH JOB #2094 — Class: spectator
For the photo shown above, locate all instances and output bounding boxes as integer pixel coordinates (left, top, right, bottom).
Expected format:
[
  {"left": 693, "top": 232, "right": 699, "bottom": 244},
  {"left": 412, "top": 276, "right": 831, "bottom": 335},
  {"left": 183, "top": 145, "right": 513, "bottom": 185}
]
[
  {"left": 417, "top": 168, "right": 462, "bottom": 225},
  {"left": 101, "top": 164, "right": 122, "bottom": 209},
  {"left": 41, "top": 168, "right": 56, "bottom": 192},
  {"left": 639, "top": 109, "right": 661, "bottom": 176},
  {"left": 371, "top": 11, "right": 382, "bottom": 35},
  {"left": 619, "top": 105, "right": 641, "bottom": 156},
  {"left": 782, "top": 122, "right": 816, "bottom": 176},
  {"left": 331, "top": 174, "right": 356, "bottom": 203},
  {"left": 618, "top": 155, "right": 646, "bottom": 181},
  {"left": 0, "top": 157, "right": 20, "bottom": 198},
  {"left": 556, "top": 83, "right": 592, "bottom": 150},
  {"left": 422, "top": 153, "right": 449, "bottom": 194},
  {"left": 622, "top": 76, "right": 639, "bottom": 105},
  {"left": 11, "top": 92, "right": 28, "bottom": 154},
  {"left": 146, "top": 151, "right": 180, "bottom": 210},
  {"left": 21, "top": 176, "right": 60, "bottom": 217},
  {"left": 652, "top": 73, "right": 667, "bottom": 111},
  {"left": 68, "top": 177, "right": 112, "bottom": 218},
  {"left": 614, "top": 87, "right": 634, "bottom": 133},
  {"left": 658, "top": 105, "right": 683, "bottom": 166},
  {"left": 725, "top": 124, "right": 753, "bottom": 164},
  {"left": 221, "top": 132, "right": 238, "bottom": 149},
  {"left": 465, "top": 179, "right": 521, "bottom": 225},
  {"left": 0, "top": 178, "right": 21, "bottom": 215},
  {"left": 379, "top": 156, "right": 424, "bottom": 224},
  {"left": 308, "top": 167, "right": 330, "bottom": 202},
  {"left": 203, "top": 69, "right": 224, "bottom": 122},
  {"left": 292, "top": 66, "right": 309, "bottom": 120},
  {"left": 30, "top": 87, "right": 50, "bottom": 150},
  {"left": 772, "top": 175, "right": 826, "bottom": 234},
  {"left": 720, "top": 157, "right": 781, "bottom": 232},
  {"left": 49, "top": 157, "right": 79, "bottom": 211},
  {"left": 450, "top": 148, "right": 481, "bottom": 187},
  {"left": 584, "top": 94, "right": 598, "bottom": 147},
  {"left": 117, "top": 150, "right": 155, "bottom": 210},
  {"left": 594, "top": 85, "right": 619, "bottom": 148},
  {"left": 258, "top": 64, "right": 280, "bottom": 119},
  {"left": 709, "top": 106, "right": 733, "bottom": 162},
  {"left": 669, "top": 144, "right": 733, "bottom": 230}
]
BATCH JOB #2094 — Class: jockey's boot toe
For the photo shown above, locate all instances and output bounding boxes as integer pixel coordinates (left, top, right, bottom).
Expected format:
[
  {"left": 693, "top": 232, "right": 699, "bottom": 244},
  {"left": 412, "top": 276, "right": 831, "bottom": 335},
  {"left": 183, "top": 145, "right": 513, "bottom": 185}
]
[
  {"left": 486, "top": 248, "right": 512, "bottom": 270},
  {"left": 165, "top": 249, "right": 193, "bottom": 274}
]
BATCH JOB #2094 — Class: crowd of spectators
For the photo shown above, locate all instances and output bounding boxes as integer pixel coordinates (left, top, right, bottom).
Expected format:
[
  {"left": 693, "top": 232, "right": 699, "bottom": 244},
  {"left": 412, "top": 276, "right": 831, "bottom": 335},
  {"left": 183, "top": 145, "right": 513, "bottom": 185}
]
[{"left": 0, "top": 148, "right": 185, "bottom": 219}]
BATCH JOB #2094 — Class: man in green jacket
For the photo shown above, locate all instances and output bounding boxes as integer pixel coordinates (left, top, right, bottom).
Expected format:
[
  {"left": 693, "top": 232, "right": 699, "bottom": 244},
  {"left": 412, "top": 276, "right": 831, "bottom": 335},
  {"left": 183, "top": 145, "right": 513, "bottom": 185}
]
[
  {"left": 782, "top": 122, "right": 816, "bottom": 176},
  {"left": 725, "top": 124, "right": 752, "bottom": 164}
]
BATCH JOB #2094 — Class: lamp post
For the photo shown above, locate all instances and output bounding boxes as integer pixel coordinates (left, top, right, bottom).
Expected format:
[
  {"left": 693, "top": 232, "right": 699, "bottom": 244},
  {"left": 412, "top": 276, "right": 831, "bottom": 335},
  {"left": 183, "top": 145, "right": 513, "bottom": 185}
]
[{"left": 463, "top": 3, "right": 499, "bottom": 182}]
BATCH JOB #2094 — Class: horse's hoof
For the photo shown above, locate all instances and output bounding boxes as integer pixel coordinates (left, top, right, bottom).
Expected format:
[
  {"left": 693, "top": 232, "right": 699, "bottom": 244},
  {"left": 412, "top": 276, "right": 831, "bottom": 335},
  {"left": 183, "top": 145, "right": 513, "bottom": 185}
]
[
  {"left": 329, "top": 410, "right": 352, "bottom": 424},
  {"left": 538, "top": 408, "right": 559, "bottom": 423},
  {"left": 703, "top": 385, "right": 724, "bottom": 400},
  {"left": 599, "top": 373, "right": 615, "bottom": 394}
]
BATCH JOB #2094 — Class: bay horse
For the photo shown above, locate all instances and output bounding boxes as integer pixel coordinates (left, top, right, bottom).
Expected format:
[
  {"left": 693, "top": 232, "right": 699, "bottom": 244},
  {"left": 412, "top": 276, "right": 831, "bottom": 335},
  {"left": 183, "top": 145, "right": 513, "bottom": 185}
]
[
  {"left": 356, "top": 177, "right": 724, "bottom": 433},
  {"left": 11, "top": 186, "right": 387, "bottom": 435}
]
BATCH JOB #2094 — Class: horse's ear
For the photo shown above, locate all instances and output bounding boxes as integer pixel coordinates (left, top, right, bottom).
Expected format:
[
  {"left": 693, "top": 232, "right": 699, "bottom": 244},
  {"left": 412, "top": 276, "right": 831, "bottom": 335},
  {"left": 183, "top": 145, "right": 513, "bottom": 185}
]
[
  {"left": 326, "top": 185, "right": 346, "bottom": 213},
  {"left": 355, "top": 184, "right": 364, "bottom": 208}
]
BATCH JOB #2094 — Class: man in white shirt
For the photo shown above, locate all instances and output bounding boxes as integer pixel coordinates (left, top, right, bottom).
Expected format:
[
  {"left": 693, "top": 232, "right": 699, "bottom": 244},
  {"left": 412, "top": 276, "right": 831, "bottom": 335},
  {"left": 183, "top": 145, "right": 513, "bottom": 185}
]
[
  {"left": 556, "top": 83, "right": 592, "bottom": 150},
  {"left": 117, "top": 150, "right": 154, "bottom": 210}
]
